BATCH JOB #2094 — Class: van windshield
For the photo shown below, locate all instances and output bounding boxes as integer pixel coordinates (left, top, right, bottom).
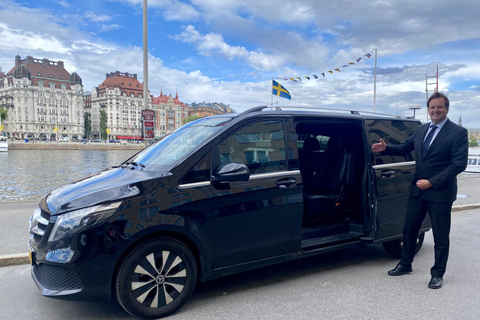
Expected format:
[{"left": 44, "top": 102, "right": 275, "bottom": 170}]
[{"left": 126, "top": 117, "right": 233, "bottom": 170}]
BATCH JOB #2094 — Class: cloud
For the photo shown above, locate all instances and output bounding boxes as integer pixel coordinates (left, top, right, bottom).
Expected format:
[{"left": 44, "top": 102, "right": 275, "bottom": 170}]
[
  {"left": 0, "top": 23, "right": 71, "bottom": 54},
  {"left": 173, "top": 25, "right": 285, "bottom": 71},
  {"left": 57, "top": 1, "right": 70, "bottom": 8},
  {"left": 85, "top": 11, "right": 112, "bottom": 22},
  {"left": 99, "top": 24, "right": 123, "bottom": 33},
  {"left": 109, "top": 0, "right": 200, "bottom": 21}
]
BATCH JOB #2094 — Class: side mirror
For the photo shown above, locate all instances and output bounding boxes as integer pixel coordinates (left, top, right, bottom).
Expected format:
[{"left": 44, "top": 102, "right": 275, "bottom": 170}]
[{"left": 212, "top": 163, "right": 250, "bottom": 183}]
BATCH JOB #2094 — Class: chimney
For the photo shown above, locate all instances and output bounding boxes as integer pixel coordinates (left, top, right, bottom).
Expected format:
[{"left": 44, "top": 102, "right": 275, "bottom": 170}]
[
  {"left": 42, "top": 58, "right": 49, "bottom": 66},
  {"left": 15, "top": 55, "right": 22, "bottom": 66},
  {"left": 57, "top": 60, "right": 64, "bottom": 68},
  {"left": 26, "top": 56, "right": 34, "bottom": 64}
]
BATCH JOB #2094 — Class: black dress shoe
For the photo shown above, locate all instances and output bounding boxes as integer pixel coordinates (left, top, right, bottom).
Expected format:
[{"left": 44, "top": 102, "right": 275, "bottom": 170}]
[
  {"left": 388, "top": 264, "right": 413, "bottom": 276},
  {"left": 428, "top": 277, "right": 443, "bottom": 289}
]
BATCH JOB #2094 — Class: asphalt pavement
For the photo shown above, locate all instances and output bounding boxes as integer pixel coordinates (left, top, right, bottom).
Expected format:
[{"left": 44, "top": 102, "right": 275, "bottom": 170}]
[
  {"left": 1, "top": 175, "right": 479, "bottom": 267},
  {"left": 1, "top": 206, "right": 479, "bottom": 319}
]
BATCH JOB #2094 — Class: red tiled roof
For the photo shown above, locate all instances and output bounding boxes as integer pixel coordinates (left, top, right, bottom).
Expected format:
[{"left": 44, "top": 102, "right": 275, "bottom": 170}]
[
  {"left": 97, "top": 71, "right": 143, "bottom": 97},
  {"left": 5, "top": 56, "right": 74, "bottom": 89},
  {"left": 151, "top": 91, "right": 188, "bottom": 107}
]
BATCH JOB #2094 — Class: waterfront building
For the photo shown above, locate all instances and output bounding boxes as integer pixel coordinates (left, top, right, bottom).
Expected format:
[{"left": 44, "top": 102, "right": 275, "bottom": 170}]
[
  {"left": 91, "top": 71, "right": 151, "bottom": 141},
  {"left": 0, "top": 55, "right": 84, "bottom": 140},
  {"left": 189, "top": 102, "right": 234, "bottom": 118},
  {"left": 151, "top": 90, "right": 189, "bottom": 138}
]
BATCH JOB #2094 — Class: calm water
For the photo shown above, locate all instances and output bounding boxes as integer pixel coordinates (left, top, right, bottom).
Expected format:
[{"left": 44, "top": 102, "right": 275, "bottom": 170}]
[{"left": 0, "top": 150, "right": 139, "bottom": 202}]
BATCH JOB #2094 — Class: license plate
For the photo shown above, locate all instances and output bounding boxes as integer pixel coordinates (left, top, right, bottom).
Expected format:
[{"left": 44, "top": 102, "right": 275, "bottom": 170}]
[{"left": 29, "top": 250, "right": 35, "bottom": 265}]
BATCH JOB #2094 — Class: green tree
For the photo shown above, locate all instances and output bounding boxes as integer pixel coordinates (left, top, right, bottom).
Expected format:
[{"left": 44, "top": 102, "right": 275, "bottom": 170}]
[
  {"left": 183, "top": 115, "right": 202, "bottom": 125},
  {"left": 84, "top": 112, "right": 91, "bottom": 139},
  {"left": 0, "top": 107, "right": 7, "bottom": 121},
  {"left": 100, "top": 110, "right": 107, "bottom": 140},
  {"left": 469, "top": 136, "right": 478, "bottom": 147}
]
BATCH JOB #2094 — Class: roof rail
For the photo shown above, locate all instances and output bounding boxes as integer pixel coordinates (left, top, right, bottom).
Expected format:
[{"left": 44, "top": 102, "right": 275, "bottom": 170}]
[
  {"left": 243, "top": 106, "right": 269, "bottom": 114},
  {"left": 242, "top": 105, "right": 412, "bottom": 119}
]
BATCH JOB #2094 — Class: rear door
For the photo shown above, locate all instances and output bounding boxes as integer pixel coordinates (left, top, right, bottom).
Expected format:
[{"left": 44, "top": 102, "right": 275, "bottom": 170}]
[{"left": 367, "top": 119, "right": 430, "bottom": 241}]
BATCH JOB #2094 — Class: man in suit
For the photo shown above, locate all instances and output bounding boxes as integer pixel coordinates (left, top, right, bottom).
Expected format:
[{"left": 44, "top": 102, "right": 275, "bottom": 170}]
[{"left": 372, "top": 92, "right": 468, "bottom": 289}]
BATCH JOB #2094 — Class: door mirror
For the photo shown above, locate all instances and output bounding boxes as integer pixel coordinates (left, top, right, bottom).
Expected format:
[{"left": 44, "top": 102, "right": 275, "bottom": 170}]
[{"left": 213, "top": 163, "right": 250, "bottom": 183}]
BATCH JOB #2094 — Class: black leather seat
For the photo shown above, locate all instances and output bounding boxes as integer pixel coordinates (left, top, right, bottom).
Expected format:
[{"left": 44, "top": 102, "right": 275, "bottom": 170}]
[
  {"left": 300, "top": 137, "right": 323, "bottom": 193},
  {"left": 306, "top": 136, "right": 355, "bottom": 225}
]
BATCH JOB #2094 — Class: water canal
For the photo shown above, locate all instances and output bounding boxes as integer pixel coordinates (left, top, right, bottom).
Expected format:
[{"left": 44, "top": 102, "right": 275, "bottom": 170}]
[{"left": 0, "top": 149, "right": 139, "bottom": 202}]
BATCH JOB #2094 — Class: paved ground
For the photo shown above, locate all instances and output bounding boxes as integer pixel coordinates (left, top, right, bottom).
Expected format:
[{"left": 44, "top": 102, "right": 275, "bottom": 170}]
[{"left": 0, "top": 207, "right": 479, "bottom": 319}]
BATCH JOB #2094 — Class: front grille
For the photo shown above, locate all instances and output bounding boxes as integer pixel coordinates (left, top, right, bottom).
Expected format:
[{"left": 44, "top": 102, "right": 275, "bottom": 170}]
[
  {"left": 30, "top": 208, "right": 51, "bottom": 243},
  {"left": 34, "top": 264, "right": 83, "bottom": 291}
]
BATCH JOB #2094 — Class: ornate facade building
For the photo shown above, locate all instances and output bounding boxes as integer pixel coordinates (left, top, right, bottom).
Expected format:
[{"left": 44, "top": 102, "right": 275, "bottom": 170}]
[
  {"left": 0, "top": 55, "right": 84, "bottom": 140},
  {"left": 189, "top": 102, "right": 234, "bottom": 118},
  {"left": 91, "top": 71, "right": 151, "bottom": 140},
  {"left": 151, "top": 90, "right": 189, "bottom": 138}
]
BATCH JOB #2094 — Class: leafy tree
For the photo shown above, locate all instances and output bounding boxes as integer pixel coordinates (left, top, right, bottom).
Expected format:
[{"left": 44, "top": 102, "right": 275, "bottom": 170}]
[
  {"left": 84, "top": 112, "right": 91, "bottom": 139},
  {"left": 183, "top": 115, "right": 202, "bottom": 124},
  {"left": 0, "top": 107, "right": 7, "bottom": 121},
  {"left": 469, "top": 136, "right": 478, "bottom": 147},
  {"left": 100, "top": 110, "right": 107, "bottom": 140}
]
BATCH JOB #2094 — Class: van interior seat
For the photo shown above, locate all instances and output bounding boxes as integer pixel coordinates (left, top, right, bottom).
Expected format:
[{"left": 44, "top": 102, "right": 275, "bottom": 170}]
[
  {"left": 306, "top": 136, "right": 355, "bottom": 225},
  {"left": 299, "top": 137, "right": 323, "bottom": 193}
]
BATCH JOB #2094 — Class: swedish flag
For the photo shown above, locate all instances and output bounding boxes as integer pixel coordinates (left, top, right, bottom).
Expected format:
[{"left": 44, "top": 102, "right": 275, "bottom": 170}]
[{"left": 272, "top": 80, "right": 291, "bottom": 100}]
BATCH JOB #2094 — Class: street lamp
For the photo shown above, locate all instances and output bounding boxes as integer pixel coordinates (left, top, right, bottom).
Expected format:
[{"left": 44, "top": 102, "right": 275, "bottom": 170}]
[{"left": 409, "top": 105, "right": 421, "bottom": 118}]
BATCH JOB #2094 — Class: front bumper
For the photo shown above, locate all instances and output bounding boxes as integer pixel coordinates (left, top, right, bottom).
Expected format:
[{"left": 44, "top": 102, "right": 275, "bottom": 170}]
[
  {"left": 28, "top": 211, "right": 127, "bottom": 300},
  {"left": 31, "top": 262, "right": 83, "bottom": 296}
]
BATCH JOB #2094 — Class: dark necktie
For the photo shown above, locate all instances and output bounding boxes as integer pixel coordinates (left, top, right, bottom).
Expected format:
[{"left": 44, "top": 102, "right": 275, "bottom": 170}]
[{"left": 422, "top": 125, "right": 437, "bottom": 157}]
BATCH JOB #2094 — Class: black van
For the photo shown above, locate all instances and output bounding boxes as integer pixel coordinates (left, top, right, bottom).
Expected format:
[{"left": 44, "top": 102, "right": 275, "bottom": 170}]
[{"left": 29, "top": 106, "right": 430, "bottom": 319}]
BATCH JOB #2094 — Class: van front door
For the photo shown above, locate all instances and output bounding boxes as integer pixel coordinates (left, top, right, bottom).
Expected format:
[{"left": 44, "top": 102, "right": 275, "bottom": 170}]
[{"left": 211, "top": 119, "right": 303, "bottom": 269}]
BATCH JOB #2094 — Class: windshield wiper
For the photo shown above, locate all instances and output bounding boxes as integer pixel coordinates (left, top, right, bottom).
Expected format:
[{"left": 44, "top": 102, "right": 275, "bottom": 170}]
[{"left": 121, "top": 161, "right": 145, "bottom": 169}]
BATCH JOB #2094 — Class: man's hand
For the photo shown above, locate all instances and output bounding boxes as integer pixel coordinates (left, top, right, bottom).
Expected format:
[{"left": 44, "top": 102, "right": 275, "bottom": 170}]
[
  {"left": 372, "top": 139, "right": 386, "bottom": 152},
  {"left": 416, "top": 179, "right": 432, "bottom": 190}
]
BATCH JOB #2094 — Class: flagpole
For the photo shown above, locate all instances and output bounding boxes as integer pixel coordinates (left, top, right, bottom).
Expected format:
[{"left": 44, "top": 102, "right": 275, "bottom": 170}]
[
  {"left": 271, "top": 79, "right": 274, "bottom": 108},
  {"left": 373, "top": 48, "right": 377, "bottom": 112}
]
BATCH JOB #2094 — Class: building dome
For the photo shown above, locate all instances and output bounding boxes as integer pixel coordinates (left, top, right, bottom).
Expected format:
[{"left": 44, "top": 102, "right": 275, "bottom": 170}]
[
  {"left": 70, "top": 72, "right": 82, "bottom": 85},
  {"left": 14, "top": 64, "right": 31, "bottom": 79}
]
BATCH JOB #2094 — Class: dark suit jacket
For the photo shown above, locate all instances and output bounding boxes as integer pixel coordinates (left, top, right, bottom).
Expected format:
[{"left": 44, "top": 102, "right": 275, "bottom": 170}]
[{"left": 384, "top": 119, "right": 468, "bottom": 203}]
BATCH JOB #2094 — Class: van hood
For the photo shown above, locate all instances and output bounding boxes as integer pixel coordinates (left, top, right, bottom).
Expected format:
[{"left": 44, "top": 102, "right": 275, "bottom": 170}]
[{"left": 43, "top": 167, "right": 165, "bottom": 215}]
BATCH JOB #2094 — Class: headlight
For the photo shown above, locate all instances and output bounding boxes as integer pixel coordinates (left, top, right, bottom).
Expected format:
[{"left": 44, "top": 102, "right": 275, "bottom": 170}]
[{"left": 49, "top": 202, "right": 122, "bottom": 242}]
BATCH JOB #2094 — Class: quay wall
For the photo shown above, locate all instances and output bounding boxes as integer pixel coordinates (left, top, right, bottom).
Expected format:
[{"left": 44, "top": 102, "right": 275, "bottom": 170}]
[{"left": 8, "top": 142, "right": 146, "bottom": 151}]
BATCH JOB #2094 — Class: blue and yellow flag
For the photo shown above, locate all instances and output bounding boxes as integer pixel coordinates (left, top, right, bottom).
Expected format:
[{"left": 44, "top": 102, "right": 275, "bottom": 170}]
[{"left": 272, "top": 80, "right": 291, "bottom": 100}]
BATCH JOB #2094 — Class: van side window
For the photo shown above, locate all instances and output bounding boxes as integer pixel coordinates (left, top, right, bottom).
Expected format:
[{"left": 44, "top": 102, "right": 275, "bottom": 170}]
[
  {"left": 218, "top": 120, "right": 286, "bottom": 174},
  {"left": 181, "top": 153, "right": 211, "bottom": 184},
  {"left": 367, "top": 119, "right": 419, "bottom": 164}
]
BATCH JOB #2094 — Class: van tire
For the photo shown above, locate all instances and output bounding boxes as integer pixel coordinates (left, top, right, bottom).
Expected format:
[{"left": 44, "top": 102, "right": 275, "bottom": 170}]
[
  {"left": 382, "top": 232, "right": 425, "bottom": 258},
  {"left": 115, "top": 237, "right": 197, "bottom": 319}
]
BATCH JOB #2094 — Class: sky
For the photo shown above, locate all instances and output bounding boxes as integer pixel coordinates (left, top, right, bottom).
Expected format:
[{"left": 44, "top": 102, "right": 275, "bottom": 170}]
[{"left": 1, "top": 0, "right": 480, "bottom": 128}]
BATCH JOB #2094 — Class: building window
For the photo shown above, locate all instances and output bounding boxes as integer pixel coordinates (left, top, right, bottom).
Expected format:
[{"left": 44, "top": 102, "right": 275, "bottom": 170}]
[
  {"left": 38, "top": 72, "right": 41, "bottom": 76},
  {"left": 49, "top": 74, "right": 53, "bottom": 78}
]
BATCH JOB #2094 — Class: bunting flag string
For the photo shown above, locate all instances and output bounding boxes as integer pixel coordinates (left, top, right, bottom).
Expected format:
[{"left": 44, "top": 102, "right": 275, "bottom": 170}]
[{"left": 277, "top": 52, "right": 373, "bottom": 82}]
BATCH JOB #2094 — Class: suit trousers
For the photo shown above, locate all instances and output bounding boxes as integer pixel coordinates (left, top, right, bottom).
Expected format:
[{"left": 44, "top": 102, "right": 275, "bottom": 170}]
[{"left": 399, "top": 194, "right": 453, "bottom": 277}]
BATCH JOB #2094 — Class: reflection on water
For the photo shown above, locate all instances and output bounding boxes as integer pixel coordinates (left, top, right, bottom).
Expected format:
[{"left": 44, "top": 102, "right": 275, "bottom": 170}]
[{"left": 0, "top": 150, "right": 138, "bottom": 202}]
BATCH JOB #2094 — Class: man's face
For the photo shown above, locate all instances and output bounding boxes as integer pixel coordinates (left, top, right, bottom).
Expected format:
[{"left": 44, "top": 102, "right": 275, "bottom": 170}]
[{"left": 428, "top": 97, "right": 448, "bottom": 125}]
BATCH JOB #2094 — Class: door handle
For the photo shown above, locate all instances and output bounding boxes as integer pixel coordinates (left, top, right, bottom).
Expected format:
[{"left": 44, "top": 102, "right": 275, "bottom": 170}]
[
  {"left": 276, "top": 178, "right": 297, "bottom": 188},
  {"left": 381, "top": 170, "right": 395, "bottom": 178}
]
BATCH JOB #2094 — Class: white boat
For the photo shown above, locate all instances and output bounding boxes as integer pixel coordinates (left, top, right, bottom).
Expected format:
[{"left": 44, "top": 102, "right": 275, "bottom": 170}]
[
  {"left": 0, "top": 136, "right": 8, "bottom": 152},
  {"left": 465, "top": 148, "right": 480, "bottom": 173},
  {"left": 466, "top": 154, "right": 480, "bottom": 173}
]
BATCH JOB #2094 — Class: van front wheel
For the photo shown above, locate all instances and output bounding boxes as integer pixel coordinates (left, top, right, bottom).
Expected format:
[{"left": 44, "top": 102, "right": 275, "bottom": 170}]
[
  {"left": 382, "top": 232, "right": 425, "bottom": 258},
  {"left": 115, "top": 237, "right": 197, "bottom": 319}
]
